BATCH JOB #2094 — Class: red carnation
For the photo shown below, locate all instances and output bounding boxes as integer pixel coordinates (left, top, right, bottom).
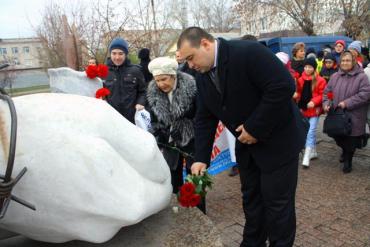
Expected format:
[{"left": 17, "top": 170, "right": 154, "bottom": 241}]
[
  {"left": 180, "top": 182, "right": 196, "bottom": 196},
  {"left": 179, "top": 194, "right": 192, "bottom": 207},
  {"left": 86, "top": 65, "right": 98, "bottom": 79},
  {"left": 189, "top": 194, "right": 201, "bottom": 207},
  {"left": 327, "top": 92, "right": 334, "bottom": 100},
  {"left": 97, "top": 64, "right": 109, "bottom": 78},
  {"left": 95, "top": 88, "right": 111, "bottom": 99}
]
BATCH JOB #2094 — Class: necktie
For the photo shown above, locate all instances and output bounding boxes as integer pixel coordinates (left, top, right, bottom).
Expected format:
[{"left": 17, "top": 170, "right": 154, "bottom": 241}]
[{"left": 208, "top": 67, "right": 221, "bottom": 94}]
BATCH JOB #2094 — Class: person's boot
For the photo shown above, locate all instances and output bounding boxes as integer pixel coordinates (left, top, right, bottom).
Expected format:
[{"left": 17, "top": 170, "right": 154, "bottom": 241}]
[
  {"left": 342, "top": 151, "right": 353, "bottom": 174},
  {"left": 309, "top": 146, "right": 318, "bottom": 160},
  {"left": 302, "top": 147, "right": 311, "bottom": 168},
  {"left": 339, "top": 149, "right": 345, "bottom": 163}
]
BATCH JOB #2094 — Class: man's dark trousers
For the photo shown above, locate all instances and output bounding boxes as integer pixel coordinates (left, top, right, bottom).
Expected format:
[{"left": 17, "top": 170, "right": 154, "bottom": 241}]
[{"left": 237, "top": 143, "right": 299, "bottom": 247}]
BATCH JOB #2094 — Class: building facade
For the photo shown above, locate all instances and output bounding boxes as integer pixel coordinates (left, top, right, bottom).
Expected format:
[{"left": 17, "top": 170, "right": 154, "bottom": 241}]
[{"left": 0, "top": 38, "right": 44, "bottom": 69}]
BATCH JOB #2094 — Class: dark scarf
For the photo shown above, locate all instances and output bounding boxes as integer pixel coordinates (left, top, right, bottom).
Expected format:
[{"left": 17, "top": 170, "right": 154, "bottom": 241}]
[
  {"left": 298, "top": 80, "right": 312, "bottom": 110},
  {"left": 291, "top": 59, "right": 305, "bottom": 75}
]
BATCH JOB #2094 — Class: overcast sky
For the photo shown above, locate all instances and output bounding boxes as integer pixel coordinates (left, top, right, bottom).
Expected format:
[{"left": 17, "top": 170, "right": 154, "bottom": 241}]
[{"left": 0, "top": 0, "right": 47, "bottom": 38}]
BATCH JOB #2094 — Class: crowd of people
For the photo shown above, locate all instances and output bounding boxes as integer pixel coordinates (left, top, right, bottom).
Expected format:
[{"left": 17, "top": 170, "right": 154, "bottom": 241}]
[
  {"left": 275, "top": 39, "right": 370, "bottom": 172},
  {"left": 87, "top": 28, "right": 370, "bottom": 246}
]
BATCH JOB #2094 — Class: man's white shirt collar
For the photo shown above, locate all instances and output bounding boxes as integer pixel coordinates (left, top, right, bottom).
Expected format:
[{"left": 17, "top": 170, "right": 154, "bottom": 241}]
[{"left": 213, "top": 39, "right": 218, "bottom": 69}]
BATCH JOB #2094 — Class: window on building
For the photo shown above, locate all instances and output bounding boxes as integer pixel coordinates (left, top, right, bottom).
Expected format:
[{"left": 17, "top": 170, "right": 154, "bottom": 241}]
[
  {"left": 23, "top": 46, "right": 30, "bottom": 53},
  {"left": 0, "top": 48, "right": 7, "bottom": 55},
  {"left": 11, "top": 47, "right": 18, "bottom": 54}
]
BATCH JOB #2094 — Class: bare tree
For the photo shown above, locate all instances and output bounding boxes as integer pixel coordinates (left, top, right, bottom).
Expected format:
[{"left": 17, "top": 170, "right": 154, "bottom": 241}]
[
  {"left": 261, "top": 0, "right": 317, "bottom": 35},
  {"left": 36, "top": 2, "right": 67, "bottom": 68},
  {"left": 236, "top": 0, "right": 318, "bottom": 35},
  {"left": 36, "top": 0, "right": 131, "bottom": 68},
  {"left": 335, "top": 0, "right": 369, "bottom": 39},
  {"left": 190, "top": 0, "right": 238, "bottom": 32}
]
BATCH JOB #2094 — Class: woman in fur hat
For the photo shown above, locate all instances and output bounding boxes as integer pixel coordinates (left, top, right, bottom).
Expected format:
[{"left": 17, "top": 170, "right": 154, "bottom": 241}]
[{"left": 146, "top": 57, "right": 206, "bottom": 213}]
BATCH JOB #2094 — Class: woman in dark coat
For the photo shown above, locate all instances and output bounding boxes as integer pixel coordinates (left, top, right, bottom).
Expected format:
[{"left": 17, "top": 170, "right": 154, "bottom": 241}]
[
  {"left": 323, "top": 51, "right": 370, "bottom": 173},
  {"left": 146, "top": 57, "right": 198, "bottom": 188}
]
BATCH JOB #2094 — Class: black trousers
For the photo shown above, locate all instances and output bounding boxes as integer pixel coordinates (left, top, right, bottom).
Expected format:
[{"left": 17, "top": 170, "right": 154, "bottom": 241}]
[{"left": 237, "top": 147, "right": 298, "bottom": 247}]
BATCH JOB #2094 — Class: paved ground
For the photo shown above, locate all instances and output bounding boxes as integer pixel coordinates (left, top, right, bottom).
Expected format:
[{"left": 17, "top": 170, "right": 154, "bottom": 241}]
[{"left": 207, "top": 118, "right": 370, "bottom": 247}]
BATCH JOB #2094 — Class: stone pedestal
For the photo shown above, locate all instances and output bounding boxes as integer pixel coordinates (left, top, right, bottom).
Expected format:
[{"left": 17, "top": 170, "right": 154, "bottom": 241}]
[{"left": 0, "top": 197, "right": 223, "bottom": 247}]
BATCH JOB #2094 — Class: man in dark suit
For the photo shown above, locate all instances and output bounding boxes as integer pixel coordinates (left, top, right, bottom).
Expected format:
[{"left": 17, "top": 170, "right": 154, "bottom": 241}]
[{"left": 177, "top": 27, "right": 306, "bottom": 247}]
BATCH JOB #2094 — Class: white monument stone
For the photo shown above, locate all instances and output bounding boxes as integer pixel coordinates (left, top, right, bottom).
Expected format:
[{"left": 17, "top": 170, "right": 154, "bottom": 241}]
[
  {"left": 0, "top": 93, "right": 172, "bottom": 243},
  {"left": 48, "top": 67, "right": 103, "bottom": 97}
]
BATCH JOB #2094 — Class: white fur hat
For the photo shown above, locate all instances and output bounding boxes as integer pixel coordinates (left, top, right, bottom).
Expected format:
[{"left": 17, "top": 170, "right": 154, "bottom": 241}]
[
  {"left": 275, "top": 52, "right": 290, "bottom": 65},
  {"left": 148, "top": 57, "right": 178, "bottom": 76}
]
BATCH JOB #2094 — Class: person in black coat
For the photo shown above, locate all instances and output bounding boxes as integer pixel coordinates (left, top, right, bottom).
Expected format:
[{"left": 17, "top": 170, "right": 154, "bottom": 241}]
[
  {"left": 138, "top": 48, "right": 153, "bottom": 85},
  {"left": 104, "top": 37, "right": 146, "bottom": 123},
  {"left": 177, "top": 27, "right": 306, "bottom": 247}
]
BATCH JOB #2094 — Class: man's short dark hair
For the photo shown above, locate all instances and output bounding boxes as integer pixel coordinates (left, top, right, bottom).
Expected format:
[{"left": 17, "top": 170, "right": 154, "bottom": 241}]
[
  {"left": 240, "top": 34, "right": 257, "bottom": 41},
  {"left": 177, "top": 27, "right": 215, "bottom": 49}
]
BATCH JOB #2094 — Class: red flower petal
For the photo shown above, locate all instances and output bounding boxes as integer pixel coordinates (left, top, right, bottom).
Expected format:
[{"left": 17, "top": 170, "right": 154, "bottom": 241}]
[
  {"left": 179, "top": 194, "right": 192, "bottom": 207},
  {"left": 327, "top": 92, "right": 334, "bottom": 100},
  {"left": 97, "top": 64, "right": 109, "bottom": 78},
  {"left": 180, "top": 182, "right": 196, "bottom": 196},
  {"left": 86, "top": 65, "right": 98, "bottom": 79},
  {"left": 189, "top": 194, "right": 201, "bottom": 207},
  {"left": 95, "top": 88, "right": 111, "bottom": 99}
]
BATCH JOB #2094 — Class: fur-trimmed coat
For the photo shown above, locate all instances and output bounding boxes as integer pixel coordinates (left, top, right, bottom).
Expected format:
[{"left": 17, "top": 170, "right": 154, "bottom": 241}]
[{"left": 147, "top": 71, "right": 197, "bottom": 148}]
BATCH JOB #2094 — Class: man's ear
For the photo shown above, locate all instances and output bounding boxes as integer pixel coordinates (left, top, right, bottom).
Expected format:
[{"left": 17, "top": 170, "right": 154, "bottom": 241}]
[{"left": 200, "top": 38, "right": 212, "bottom": 51}]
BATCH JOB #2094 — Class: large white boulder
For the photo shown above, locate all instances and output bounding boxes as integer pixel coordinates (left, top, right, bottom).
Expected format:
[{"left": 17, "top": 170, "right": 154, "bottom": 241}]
[
  {"left": 0, "top": 93, "right": 172, "bottom": 243},
  {"left": 48, "top": 67, "right": 102, "bottom": 97}
]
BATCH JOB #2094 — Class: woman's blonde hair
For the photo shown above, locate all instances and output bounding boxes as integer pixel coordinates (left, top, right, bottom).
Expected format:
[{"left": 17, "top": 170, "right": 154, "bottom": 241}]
[{"left": 292, "top": 42, "right": 305, "bottom": 58}]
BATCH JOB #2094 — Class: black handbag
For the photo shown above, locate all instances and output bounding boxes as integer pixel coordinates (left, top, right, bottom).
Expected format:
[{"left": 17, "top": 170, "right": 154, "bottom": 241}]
[{"left": 323, "top": 108, "right": 352, "bottom": 137}]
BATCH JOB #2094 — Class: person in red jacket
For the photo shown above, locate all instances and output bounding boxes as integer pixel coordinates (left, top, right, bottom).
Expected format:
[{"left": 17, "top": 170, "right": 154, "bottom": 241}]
[{"left": 294, "top": 57, "right": 327, "bottom": 167}]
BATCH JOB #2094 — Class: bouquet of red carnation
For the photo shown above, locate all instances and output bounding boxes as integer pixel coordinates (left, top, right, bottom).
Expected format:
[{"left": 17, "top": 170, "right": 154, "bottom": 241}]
[
  {"left": 177, "top": 172, "right": 213, "bottom": 208},
  {"left": 95, "top": 87, "right": 111, "bottom": 99},
  {"left": 327, "top": 91, "right": 334, "bottom": 100},
  {"left": 86, "top": 64, "right": 109, "bottom": 79},
  {"left": 327, "top": 91, "right": 334, "bottom": 106}
]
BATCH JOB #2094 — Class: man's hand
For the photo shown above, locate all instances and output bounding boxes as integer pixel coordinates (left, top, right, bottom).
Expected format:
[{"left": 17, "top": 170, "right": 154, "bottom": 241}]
[
  {"left": 338, "top": 101, "right": 346, "bottom": 109},
  {"left": 236, "top": 125, "right": 258, "bottom": 144},
  {"left": 307, "top": 101, "right": 315, "bottom": 109},
  {"left": 191, "top": 162, "right": 207, "bottom": 176},
  {"left": 135, "top": 104, "right": 145, "bottom": 110}
]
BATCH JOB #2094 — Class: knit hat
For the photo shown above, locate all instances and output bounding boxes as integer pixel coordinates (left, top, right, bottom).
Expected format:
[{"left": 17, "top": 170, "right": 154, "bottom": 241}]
[
  {"left": 275, "top": 52, "right": 289, "bottom": 65},
  {"left": 323, "top": 47, "right": 332, "bottom": 54},
  {"left": 348, "top": 41, "right": 362, "bottom": 54},
  {"left": 109, "top": 37, "right": 129, "bottom": 54},
  {"left": 306, "top": 47, "right": 316, "bottom": 56},
  {"left": 304, "top": 57, "right": 317, "bottom": 70},
  {"left": 148, "top": 57, "right": 178, "bottom": 76},
  {"left": 335, "top": 40, "right": 345, "bottom": 47},
  {"left": 306, "top": 53, "right": 317, "bottom": 59},
  {"left": 317, "top": 50, "right": 324, "bottom": 59},
  {"left": 323, "top": 53, "right": 335, "bottom": 63},
  {"left": 138, "top": 48, "right": 150, "bottom": 60}
]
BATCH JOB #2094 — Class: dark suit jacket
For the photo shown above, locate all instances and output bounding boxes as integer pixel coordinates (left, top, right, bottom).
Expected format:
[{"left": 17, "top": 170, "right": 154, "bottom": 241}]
[{"left": 194, "top": 39, "right": 305, "bottom": 172}]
